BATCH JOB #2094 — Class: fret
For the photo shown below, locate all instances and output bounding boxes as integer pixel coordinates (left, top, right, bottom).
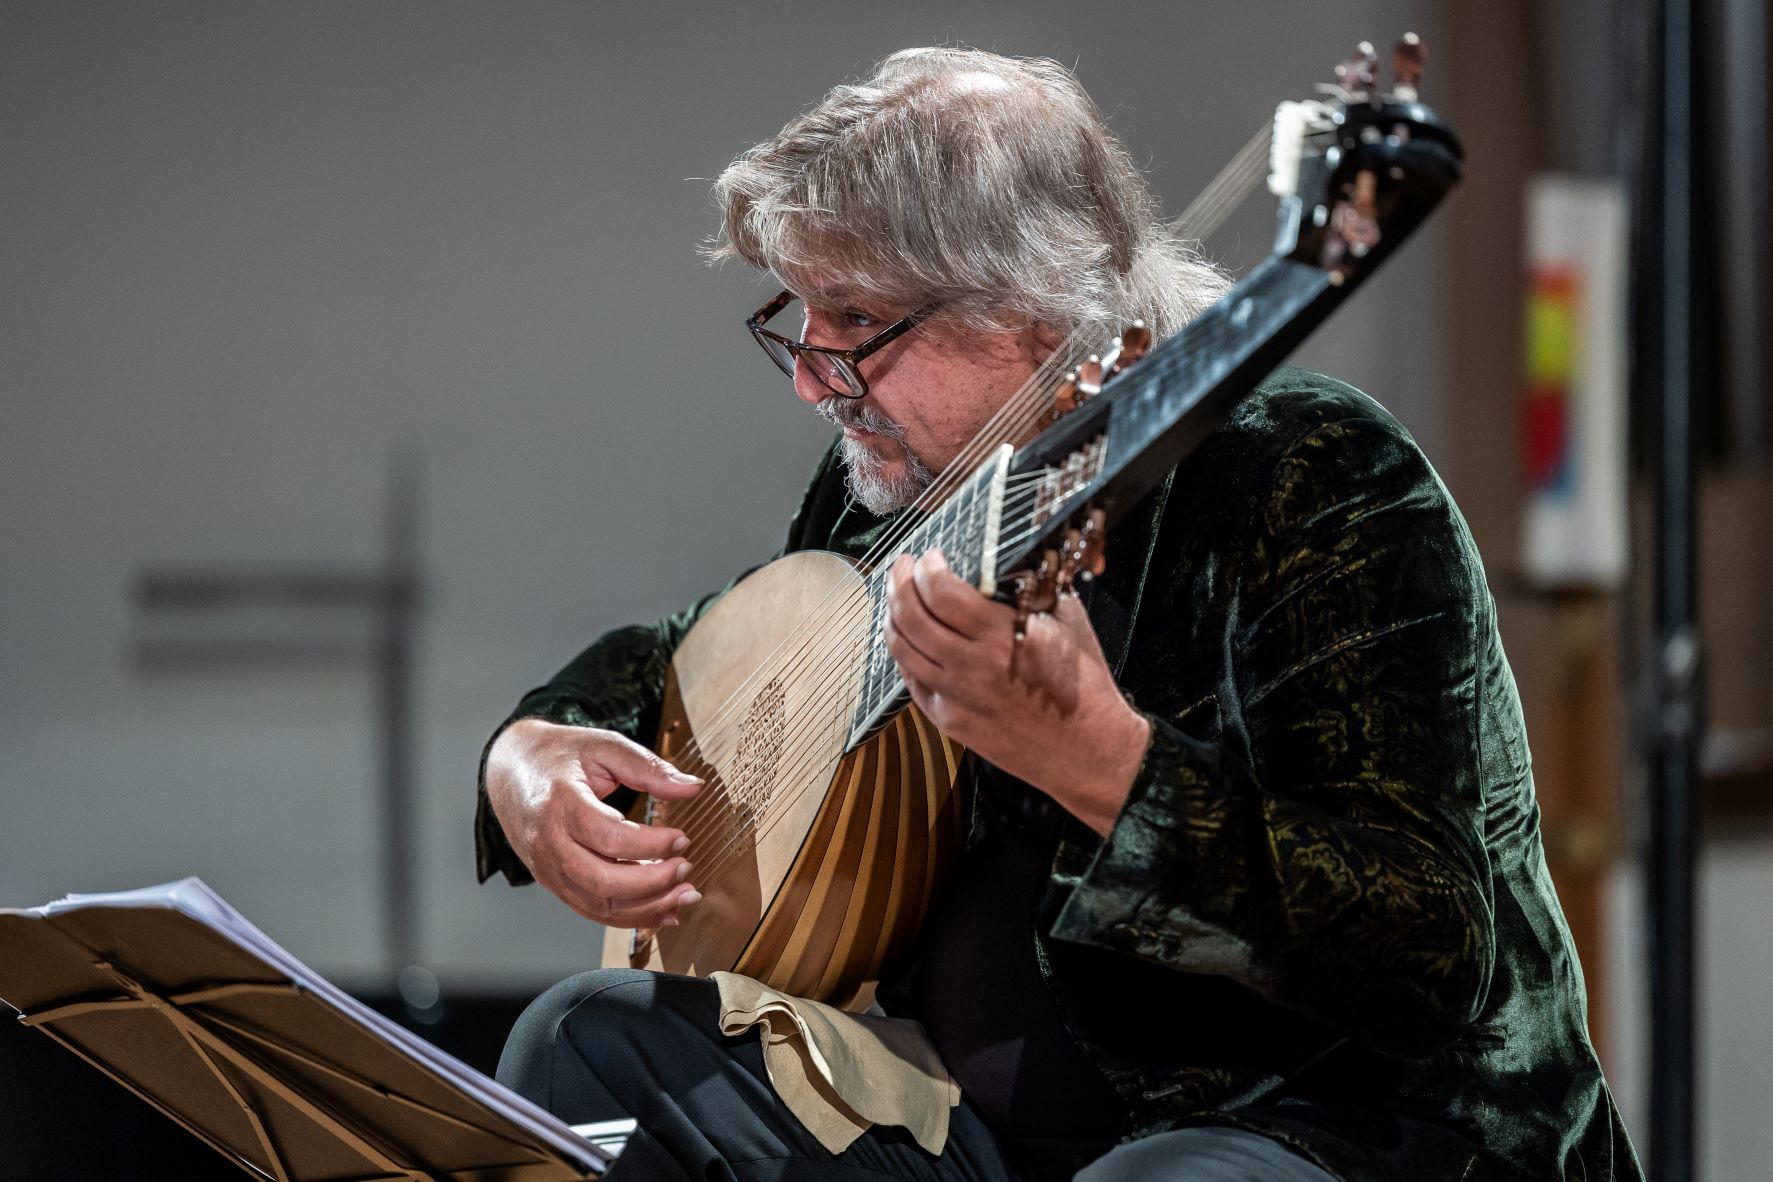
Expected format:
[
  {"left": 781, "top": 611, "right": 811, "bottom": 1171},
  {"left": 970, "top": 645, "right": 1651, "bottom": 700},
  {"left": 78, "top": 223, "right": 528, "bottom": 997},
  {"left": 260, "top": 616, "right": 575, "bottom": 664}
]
[{"left": 973, "top": 445, "right": 1011, "bottom": 596}]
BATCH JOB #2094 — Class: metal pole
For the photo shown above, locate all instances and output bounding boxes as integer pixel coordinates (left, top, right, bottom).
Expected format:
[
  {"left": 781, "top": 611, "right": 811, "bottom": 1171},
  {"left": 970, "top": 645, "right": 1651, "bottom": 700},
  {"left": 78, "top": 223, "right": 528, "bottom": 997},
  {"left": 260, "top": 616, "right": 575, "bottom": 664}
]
[
  {"left": 379, "top": 449, "right": 421, "bottom": 979},
  {"left": 1643, "top": 0, "right": 1702, "bottom": 1177},
  {"left": 1717, "top": 0, "right": 1770, "bottom": 459}
]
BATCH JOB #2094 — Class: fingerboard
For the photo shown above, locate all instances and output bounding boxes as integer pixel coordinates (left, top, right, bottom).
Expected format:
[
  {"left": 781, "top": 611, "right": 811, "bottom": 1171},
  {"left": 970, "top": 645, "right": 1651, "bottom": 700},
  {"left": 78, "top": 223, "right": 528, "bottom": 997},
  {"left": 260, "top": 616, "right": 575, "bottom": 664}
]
[{"left": 846, "top": 445, "right": 1013, "bottom": 748}]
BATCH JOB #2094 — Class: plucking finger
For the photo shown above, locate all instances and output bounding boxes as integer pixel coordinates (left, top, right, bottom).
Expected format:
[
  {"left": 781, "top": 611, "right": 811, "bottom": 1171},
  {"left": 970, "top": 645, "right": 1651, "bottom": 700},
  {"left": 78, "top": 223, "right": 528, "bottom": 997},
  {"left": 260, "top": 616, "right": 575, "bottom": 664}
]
[
  {"left": 558, "top": 840, "right": 693, "bottom": 902},
  {"left": 568, "top": 791, "right": 689, "bottom": 861},
  {"left": 558, "top": 877, "right": 699, "bottom": 929}
]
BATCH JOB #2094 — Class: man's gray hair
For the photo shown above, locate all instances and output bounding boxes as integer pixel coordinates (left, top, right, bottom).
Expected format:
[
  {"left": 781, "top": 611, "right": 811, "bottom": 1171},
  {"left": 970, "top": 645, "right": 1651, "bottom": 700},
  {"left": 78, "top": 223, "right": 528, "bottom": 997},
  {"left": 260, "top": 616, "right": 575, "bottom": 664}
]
[{"left": 708, "top": 47, "right": 1231, "bottom": 338}]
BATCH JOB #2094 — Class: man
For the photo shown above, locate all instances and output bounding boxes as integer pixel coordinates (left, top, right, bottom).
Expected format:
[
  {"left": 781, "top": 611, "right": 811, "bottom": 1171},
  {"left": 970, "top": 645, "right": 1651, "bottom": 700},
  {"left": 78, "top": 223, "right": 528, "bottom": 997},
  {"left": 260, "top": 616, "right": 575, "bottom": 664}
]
[{"left": 477, "top": 48, "right": 1641, "bottom": 1182}]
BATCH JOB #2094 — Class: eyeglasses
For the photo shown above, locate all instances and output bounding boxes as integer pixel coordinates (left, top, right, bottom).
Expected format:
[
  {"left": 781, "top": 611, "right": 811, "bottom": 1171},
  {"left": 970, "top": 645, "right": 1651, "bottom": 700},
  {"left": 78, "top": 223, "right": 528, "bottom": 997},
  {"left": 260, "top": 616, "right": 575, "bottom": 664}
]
[{"left": 745, "top": 290, "right": 930, "bottom": 399}]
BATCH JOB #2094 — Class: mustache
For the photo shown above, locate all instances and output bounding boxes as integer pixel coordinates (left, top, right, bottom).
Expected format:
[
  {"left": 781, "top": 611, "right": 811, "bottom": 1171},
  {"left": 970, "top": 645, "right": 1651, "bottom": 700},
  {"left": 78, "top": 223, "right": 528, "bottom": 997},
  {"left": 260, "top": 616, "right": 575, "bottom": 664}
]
[{"left": 814, "top": 397, "right": 908, "bottom": 440}]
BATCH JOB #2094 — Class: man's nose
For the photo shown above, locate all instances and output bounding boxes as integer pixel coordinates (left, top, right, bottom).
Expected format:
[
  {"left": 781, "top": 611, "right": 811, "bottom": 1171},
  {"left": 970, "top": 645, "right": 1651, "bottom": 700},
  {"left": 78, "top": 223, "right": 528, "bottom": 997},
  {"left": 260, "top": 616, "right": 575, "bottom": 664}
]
[{"left": 792, "top": 358, "right": 832, "bottom": 406}]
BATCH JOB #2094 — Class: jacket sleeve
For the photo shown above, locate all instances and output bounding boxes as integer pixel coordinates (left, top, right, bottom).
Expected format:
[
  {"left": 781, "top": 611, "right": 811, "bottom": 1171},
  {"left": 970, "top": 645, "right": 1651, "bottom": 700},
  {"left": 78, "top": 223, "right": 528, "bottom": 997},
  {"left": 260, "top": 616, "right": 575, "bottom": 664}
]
[
  {"left": 475, "top": 444, "right": 842, "bottom": 886},
  {"left": 1049, "top": 416, "right": 1499, "bottom": 1058}
]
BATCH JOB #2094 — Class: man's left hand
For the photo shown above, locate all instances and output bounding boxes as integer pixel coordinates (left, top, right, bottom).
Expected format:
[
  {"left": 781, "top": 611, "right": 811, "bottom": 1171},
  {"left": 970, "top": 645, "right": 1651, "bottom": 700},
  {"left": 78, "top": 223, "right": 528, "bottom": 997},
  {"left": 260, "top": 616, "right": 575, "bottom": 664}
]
[{"left": 885, "top": 549, "right": 1151, "bottom": 837}]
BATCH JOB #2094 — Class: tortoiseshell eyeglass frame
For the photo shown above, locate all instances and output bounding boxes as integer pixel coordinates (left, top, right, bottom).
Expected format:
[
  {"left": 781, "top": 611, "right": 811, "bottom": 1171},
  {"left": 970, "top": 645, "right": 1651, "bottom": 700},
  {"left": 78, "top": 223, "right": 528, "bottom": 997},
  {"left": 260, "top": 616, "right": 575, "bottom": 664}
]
[{"left": 745, "top": 289, "right": 931, "bottom": 399}]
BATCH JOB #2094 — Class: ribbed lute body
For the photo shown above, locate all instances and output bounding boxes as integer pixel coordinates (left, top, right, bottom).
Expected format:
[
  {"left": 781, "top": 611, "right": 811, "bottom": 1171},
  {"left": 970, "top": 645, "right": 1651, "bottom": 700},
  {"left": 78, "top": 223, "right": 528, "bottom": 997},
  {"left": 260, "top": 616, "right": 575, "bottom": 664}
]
[{"left": 601, "top": 551, "right": 967, "bottom": 1007}]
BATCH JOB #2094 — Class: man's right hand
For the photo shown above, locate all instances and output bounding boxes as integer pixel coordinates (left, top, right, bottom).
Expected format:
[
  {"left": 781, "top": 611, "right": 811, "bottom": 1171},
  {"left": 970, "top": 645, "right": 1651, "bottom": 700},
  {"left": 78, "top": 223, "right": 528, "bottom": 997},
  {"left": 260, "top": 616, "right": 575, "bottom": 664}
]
[{"left": 484, "top": 718, "right": 703, "bottom": 928}]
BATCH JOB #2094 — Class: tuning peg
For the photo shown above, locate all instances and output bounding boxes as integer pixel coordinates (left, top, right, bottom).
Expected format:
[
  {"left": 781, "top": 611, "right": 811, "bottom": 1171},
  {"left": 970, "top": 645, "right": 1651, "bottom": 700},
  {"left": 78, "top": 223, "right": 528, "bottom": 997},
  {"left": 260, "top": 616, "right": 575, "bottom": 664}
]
[
  {"left": 1047, "top": 371, "right": 1082, "bottom": 424},
  {"left": 1335, "top": 41, "right": 1378, "bottom": 98},
  {"left": 1392, "top": 33, "right": 1425, "bottom": 100},
  {"left": 1057, "top": 527, "right": 1085, "bottom": 589},
  {"left": 1076, "top": 509, "right": 1109, "bottom": 580},
  {"left": 1076, "top": 357, "right": 1105, "bottom": 399},
  {"left": 1012, "top": 551, "right": 1063, "bottom": 639},
  {"left": 1331, "top": 169, "right": 1383, "bottom": 260},
  {"left": 1113, "top": 322, "right": 1152, "bottom": 372}
]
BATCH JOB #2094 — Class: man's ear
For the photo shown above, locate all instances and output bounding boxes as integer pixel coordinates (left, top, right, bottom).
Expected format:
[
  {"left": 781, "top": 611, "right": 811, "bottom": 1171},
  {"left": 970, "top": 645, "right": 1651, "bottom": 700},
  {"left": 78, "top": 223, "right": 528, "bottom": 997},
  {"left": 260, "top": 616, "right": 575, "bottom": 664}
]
[{"left": 1024, "top": 321, "right": 1066, "bottom": 366}]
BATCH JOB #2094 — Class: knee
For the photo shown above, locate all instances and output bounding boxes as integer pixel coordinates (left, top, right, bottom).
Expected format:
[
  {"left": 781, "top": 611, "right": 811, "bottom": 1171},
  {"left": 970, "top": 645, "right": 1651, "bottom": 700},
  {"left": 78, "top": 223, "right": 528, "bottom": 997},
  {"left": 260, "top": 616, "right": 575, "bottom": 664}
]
[
  {"left": 513, "top": 968, "right": 660, "bottom": 1042},
  {"left": 498, "top": 967, "right": 661, "bottom": 1088},
  {"left": 1077, "top": 1128, "right": 1333, "bottom": 1182},
  {"left": 1076, "top": 1136, "right": 1175, "bottom": 1182}
]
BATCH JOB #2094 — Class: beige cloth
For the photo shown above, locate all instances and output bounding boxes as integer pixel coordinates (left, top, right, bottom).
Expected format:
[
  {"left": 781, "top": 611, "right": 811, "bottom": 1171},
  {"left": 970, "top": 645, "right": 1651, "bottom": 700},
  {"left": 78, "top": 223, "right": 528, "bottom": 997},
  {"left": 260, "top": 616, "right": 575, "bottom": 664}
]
[{"left": 712, "top": 971, "right": 961, "bottom": 1155}]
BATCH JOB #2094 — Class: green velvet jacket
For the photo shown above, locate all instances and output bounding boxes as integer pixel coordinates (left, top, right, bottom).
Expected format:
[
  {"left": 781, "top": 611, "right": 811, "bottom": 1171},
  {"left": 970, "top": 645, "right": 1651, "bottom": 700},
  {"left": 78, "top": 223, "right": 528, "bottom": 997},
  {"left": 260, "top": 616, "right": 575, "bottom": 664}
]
[{"left": 476, "top": 367, "right": 1642, "bottom": 1182}]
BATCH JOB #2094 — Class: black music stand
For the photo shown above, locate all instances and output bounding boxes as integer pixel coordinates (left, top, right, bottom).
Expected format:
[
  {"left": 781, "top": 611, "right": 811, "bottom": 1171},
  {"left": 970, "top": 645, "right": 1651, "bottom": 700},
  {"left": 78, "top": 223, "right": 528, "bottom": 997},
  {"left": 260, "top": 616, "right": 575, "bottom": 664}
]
[{"left": 0, "top": 881, "right": 610, "bottom": 1182}]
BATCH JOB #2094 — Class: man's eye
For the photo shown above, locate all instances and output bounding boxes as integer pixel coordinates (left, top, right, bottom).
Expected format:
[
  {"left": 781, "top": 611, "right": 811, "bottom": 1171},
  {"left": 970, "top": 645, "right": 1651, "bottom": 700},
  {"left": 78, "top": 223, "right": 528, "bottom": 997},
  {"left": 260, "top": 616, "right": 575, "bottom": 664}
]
[{"left": 844, "top": 311, "right": 878, "bottom": 330}]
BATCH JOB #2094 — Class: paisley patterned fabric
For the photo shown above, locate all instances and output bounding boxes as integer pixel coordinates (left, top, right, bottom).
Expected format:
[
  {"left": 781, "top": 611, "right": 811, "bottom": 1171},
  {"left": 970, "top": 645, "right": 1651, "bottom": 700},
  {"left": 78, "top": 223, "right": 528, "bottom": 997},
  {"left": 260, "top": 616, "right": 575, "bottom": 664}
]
[{"left": 476, "top": 367, "right": 1642, "bottom": 1182}]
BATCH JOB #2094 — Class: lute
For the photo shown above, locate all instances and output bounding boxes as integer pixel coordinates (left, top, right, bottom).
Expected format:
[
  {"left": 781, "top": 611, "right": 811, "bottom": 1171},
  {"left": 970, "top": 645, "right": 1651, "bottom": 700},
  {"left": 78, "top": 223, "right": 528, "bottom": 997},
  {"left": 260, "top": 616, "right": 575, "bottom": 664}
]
[{"left": 605, "top": 37, "right": 1464, "bottom": 1006}]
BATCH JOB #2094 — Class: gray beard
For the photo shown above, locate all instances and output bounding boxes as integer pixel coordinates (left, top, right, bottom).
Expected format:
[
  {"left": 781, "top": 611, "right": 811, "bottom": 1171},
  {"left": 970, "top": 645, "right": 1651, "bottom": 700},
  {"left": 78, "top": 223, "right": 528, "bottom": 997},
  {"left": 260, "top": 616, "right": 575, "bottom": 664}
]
[{"left": 815, "top": 398, "right": 935, "bottom": 516}]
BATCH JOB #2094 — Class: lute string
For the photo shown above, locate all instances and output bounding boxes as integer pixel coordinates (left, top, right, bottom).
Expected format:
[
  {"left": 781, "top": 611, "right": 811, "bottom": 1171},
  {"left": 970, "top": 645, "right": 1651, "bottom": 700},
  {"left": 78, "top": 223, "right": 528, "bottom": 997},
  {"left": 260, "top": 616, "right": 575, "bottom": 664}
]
[
  {"left": 657, "top": 333, "right": 1095, "bottom": 835},
  {"left": 660, "top": 311, "right": 1209, "bottom": 882},
  {"left": 655, "top": 332, "right": 1108, "bottom": 846}
]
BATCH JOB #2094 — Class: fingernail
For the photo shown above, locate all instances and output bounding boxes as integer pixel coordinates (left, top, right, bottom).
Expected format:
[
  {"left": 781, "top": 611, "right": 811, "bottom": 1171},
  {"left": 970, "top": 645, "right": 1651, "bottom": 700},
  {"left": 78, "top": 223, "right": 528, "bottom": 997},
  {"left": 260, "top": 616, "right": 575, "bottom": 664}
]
[
  {"left": 670, "top": 835, "right": 690, "bottom": 853},
  {"left": 678, "top": 888, "right": 702, "bottom": 906},
  {"left": 671, "top": 770, "right": 702, "bottom": 784},
  {"left": 675, "top": 861, "right": 694, "bottom": 883},
  {"left": 664, "top": 915, "right": 680, "bottom": 927}
]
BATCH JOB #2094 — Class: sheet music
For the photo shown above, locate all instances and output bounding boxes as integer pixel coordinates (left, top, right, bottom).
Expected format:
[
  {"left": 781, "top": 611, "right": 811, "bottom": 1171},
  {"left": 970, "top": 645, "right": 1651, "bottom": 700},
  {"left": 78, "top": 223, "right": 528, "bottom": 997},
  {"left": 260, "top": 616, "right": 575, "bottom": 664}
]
[
  {"left": 5, "top": 877, "right": 618, "bottom": 1175},
  {"left": 570, "top": 1118, "right": 638, "bottom": 1157}
]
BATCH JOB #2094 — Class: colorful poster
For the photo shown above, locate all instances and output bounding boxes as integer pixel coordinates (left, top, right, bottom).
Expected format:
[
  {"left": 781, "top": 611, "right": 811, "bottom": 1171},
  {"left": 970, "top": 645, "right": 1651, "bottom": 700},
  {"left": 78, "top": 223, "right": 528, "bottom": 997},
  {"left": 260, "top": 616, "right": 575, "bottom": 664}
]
[{"left": 1521, "top": 175, "right": 1629, "bottom": 588}]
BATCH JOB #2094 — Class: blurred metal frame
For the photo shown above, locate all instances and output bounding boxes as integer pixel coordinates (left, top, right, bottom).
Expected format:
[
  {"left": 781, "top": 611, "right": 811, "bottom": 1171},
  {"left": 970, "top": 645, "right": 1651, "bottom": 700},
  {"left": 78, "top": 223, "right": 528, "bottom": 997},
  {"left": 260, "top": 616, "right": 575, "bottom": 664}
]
[{"left": 129, "top": 450, "right": 424, "bottom": 993}]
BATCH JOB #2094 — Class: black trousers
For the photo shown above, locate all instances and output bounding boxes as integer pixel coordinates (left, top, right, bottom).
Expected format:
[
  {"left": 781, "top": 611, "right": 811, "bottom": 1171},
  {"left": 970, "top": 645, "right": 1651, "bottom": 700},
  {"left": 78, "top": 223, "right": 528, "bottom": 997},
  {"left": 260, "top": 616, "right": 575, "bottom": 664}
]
[{"left": 496, "top": 969, "right": 1338, "bottom": 1182}]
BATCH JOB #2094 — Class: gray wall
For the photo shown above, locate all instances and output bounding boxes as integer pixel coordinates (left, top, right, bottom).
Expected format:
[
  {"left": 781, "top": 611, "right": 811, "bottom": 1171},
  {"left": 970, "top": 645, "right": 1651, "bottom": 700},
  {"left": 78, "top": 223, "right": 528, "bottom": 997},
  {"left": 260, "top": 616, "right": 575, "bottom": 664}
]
[{"left": 0, "top": 0, "right": 1447, "bottom": 991}]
